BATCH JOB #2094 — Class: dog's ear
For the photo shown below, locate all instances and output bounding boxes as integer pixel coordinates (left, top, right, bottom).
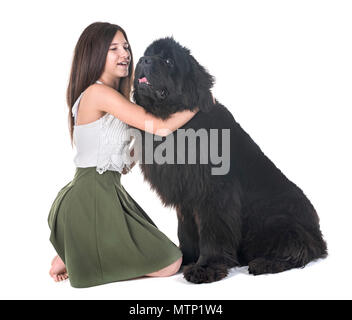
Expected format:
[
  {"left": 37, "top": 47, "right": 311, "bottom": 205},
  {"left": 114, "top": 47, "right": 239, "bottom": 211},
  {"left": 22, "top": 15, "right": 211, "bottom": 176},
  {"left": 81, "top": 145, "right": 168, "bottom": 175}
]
[
  {"left": 197, "top": 86, "right": 215, "bottom": 112},
  {"left": 189, "top": 55, "right": 215, "bottom": 112}
]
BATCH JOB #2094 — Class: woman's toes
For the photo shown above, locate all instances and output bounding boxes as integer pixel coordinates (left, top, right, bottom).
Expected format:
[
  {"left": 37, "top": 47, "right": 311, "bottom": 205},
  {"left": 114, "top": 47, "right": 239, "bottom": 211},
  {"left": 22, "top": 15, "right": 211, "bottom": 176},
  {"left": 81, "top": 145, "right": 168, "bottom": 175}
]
[{"left": 49, "top": 256, "right": 69, "bottom": 282}]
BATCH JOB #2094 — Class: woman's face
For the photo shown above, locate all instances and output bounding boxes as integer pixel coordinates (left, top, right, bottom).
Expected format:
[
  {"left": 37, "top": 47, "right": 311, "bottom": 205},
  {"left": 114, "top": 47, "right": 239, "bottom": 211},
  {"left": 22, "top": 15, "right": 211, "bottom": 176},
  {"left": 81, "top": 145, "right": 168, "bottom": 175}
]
[{"left": 103, "top": 30, "right": 131, "bottom": 79}]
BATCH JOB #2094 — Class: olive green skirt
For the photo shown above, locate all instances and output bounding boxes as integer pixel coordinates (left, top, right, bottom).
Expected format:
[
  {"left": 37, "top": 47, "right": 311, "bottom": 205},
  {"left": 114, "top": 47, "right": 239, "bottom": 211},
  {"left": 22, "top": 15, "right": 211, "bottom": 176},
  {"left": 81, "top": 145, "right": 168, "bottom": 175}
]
[{"left": 48, "top": 167, "right": 182, "bottom": 288}]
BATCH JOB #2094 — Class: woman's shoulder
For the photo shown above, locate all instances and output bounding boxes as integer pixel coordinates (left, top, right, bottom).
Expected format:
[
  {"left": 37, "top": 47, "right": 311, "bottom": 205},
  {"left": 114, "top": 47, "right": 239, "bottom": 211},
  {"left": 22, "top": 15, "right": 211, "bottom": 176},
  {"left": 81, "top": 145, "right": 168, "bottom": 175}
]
[
  {"left": 85, "top": 82, "right": 117, "bottom": 95},
  {"left": 83, "top": 82, "right": 104, "bottom": 99},
  {"left": 84, "top": 83, "right": 128, "bottom": 115},
  {"left": 84, "top": 82, "right": 118, "bottom": 106},
  {"left": 76, "top": 84, "right": 107, "bottom": 125}
]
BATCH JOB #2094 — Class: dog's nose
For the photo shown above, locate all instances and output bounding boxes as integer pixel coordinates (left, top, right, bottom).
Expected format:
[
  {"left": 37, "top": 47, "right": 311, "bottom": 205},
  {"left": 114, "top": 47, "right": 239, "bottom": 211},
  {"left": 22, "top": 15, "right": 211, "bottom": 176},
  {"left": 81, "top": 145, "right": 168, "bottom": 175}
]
[{"left": 139, "top": 56, "right": 152, "bottom": 65}]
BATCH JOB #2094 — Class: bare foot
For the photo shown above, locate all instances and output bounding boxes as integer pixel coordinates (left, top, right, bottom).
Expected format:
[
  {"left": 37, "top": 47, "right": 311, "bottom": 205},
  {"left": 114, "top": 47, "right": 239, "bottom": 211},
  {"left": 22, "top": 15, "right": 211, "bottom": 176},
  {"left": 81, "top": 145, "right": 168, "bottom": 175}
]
[{"left": 49, "top": 255, "right": 68, "bottom": 282}]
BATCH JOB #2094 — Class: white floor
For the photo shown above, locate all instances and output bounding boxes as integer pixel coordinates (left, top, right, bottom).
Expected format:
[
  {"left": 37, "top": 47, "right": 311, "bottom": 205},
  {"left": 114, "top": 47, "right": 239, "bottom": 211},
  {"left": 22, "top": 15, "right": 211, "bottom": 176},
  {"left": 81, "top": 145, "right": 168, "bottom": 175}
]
[{"left": 0, "top": 248, "right": 345, "bottom": 300}]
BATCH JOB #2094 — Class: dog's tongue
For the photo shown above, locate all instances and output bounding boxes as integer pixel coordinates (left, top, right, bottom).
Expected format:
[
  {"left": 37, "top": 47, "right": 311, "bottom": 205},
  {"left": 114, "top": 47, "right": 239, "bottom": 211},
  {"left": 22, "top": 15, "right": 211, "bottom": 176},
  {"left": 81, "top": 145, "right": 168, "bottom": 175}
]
[{"left": 139, "top": 77, "right": 148, "bottom": 83}]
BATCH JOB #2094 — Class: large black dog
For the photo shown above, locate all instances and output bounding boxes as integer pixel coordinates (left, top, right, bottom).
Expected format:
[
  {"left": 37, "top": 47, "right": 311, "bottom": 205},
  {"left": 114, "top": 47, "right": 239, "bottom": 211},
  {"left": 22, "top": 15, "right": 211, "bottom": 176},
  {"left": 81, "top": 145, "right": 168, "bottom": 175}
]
[{"left": 132, "top": 37, "right": 327, "bottom": 283}]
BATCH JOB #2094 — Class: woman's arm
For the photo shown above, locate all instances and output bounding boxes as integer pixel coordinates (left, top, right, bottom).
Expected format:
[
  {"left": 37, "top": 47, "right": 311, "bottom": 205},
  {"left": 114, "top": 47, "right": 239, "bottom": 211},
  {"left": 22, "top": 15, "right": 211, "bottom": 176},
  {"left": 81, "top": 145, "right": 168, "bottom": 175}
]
[{"left": 88, "top": 84, "right": 198, "bottom": 136}]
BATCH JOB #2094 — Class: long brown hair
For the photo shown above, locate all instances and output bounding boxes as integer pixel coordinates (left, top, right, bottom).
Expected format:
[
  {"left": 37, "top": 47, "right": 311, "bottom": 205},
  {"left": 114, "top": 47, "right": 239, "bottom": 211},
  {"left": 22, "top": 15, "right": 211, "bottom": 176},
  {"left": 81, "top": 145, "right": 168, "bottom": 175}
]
[{"left": 66, "top": 22, "right": 134, "bottom": 147}]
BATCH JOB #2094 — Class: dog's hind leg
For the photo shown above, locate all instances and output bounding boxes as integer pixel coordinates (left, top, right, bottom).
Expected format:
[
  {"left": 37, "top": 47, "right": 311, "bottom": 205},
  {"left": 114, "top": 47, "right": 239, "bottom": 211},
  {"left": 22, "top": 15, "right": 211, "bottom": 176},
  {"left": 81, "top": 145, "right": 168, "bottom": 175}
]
[
  {"left": 245, "top": 216, "right": 327, "bottom": 275},
  {"left": 182, "top": 194, "right": 242, "bottom": 284}
]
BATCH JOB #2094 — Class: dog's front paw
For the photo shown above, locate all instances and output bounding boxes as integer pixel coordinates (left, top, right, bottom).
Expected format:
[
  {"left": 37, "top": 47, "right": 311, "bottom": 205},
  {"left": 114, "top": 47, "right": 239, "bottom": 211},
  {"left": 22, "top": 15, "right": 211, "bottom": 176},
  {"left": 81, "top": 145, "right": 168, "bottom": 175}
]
[{"left": 183, "top": 263, "right": 228, "bottom": 284}]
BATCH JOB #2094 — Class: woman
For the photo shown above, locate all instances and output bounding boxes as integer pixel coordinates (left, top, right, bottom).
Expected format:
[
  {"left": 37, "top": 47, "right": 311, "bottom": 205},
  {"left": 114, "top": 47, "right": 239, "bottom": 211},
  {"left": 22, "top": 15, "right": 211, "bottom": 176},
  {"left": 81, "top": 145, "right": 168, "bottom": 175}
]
[{"left": 47, "top": 22, "right": 198, "bottom": 288}]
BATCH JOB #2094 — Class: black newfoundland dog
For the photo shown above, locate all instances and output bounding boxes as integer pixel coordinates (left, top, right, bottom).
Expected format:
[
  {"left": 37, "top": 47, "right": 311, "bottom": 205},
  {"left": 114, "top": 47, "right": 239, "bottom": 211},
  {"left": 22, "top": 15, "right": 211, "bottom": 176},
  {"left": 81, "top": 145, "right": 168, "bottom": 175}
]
[{"left": 132, "top": 37, "right": 327, "bottom": 283}]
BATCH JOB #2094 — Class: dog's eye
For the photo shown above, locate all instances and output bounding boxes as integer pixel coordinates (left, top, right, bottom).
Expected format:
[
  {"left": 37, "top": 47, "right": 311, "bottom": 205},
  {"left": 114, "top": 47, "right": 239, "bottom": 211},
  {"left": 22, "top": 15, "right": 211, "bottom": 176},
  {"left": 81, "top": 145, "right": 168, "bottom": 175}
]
[{"left": 165, "top": 58, "right": 174, "bottom": 67}]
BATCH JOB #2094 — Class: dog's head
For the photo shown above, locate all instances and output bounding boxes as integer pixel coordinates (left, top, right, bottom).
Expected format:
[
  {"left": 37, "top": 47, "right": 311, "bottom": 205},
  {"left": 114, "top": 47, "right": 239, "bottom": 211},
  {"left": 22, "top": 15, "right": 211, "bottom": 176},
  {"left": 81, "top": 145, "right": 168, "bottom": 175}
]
[{"left": 133, "top": 37, "right": 215, "bottom": 119}]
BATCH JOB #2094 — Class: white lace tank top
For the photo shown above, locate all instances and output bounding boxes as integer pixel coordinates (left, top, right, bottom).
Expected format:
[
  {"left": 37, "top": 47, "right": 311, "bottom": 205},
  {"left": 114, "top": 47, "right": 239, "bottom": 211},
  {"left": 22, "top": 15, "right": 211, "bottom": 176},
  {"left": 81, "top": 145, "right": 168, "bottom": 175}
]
[{"left": 72, "top": 80, "right": 132, "bottom": 174}]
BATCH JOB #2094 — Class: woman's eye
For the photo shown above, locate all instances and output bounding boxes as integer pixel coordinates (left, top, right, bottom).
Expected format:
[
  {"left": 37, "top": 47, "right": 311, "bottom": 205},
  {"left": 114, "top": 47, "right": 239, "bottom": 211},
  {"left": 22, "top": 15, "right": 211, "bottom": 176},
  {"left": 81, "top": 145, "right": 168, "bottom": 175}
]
[{"left": 110, "top": 45, "right": 129, "bottom": 51}]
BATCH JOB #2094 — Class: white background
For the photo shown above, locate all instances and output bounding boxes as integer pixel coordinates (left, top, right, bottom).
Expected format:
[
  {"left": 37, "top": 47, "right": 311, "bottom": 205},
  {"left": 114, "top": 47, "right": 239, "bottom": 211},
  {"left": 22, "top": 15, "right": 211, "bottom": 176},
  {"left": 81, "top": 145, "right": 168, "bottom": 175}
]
[{"left": 0, "top": 0, "right": 351, "bottom": 300}]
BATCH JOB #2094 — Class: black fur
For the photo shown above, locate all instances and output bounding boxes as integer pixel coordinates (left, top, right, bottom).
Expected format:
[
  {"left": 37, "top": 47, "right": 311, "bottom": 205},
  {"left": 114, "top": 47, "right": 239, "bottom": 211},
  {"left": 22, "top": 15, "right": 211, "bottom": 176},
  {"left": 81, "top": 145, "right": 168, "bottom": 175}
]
[{"left": 133, "top": 37, "right": 327, "bottom": 283}]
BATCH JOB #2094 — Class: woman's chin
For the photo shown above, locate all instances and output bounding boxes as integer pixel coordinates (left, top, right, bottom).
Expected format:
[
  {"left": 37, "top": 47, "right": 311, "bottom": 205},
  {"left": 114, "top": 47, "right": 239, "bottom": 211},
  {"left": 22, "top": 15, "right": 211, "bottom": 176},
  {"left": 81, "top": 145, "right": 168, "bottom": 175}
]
[{"left": 116, "top": 72, "right": 129, "bottom": 78}]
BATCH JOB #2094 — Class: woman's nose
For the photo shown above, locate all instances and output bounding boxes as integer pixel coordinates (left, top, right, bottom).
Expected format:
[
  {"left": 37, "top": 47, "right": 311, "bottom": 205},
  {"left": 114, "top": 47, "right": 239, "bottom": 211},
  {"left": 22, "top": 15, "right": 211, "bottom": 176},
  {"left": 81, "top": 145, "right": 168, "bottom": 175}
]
[{"left": 118, "top": 47, "right": 130, "bottom": 59}]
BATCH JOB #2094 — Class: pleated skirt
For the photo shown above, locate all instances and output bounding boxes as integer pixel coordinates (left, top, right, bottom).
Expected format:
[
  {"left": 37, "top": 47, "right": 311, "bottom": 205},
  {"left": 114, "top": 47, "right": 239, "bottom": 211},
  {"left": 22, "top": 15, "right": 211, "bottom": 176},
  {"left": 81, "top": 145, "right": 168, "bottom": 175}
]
[{"left": 47, "top": 167, "right": 182, "bottom": 288}]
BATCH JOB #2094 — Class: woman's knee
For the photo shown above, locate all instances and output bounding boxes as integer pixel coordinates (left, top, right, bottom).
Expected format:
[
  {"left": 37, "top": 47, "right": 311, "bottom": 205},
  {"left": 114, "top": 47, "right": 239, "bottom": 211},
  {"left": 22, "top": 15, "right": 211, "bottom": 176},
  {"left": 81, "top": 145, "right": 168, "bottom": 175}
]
[
  {"left": 167, "top": 256, "right": 183, "bottom": 275},
  {"left": 146, "top": 256, "right": 183, "bottom": 277}
]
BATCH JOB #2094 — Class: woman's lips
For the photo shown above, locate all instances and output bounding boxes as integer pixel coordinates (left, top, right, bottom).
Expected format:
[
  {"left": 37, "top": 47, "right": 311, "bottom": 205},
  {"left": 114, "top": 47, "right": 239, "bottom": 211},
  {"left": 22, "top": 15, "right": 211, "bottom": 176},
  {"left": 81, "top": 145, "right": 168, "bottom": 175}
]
[{"left": 117, "top": 61, "right": 129, "bottom": 68}]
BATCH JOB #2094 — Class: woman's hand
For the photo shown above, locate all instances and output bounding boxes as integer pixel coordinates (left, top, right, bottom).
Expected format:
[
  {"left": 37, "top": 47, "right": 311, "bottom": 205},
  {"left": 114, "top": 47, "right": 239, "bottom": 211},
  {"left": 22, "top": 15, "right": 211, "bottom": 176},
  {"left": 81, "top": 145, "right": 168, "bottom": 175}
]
[{"left": 121, "top": 148, "right": 136, "bottom": 174}]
